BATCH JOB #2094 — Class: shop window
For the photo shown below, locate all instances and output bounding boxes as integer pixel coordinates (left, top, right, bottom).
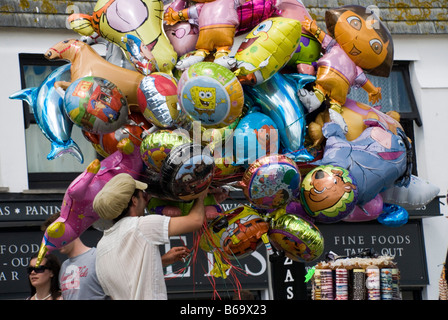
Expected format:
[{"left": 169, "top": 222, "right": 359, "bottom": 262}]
[
  {"left": 18, "top": 54, "right": 97, "bottom": 189},
  {"left": 347, "top": 61, "right": 421, "bottom": 175}
]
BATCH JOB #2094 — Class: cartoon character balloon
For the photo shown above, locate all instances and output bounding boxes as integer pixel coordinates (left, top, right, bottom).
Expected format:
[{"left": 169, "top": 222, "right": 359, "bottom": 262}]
[
  {"left": 177, "top": 62, "right": 244, "bottom": 128},
  {"left": 200, "top": 205, "right": 270, "bottom": 259},
  {"left": 122, "top": 34, "right": 159, "bottom": 75},
  {"left": 165, "top": 0, "right": 245, "bottom": 70},
  {"left": 64, "top": 76, "right": 129, "bottom": 134},
  {"left": 300, "top": 165, "right": 358, "bottom": 223},
  {"left": 240, "top": 154, "right": 301, "bottom": 210},
  {"left": 68, "top": 0, "right": 177, "bottom": 73},
  {"left": 234, "top": 17, "right": 302, "bottom": 85},
  {"left": 35, "top": 138, "right": 144, "bottom": 267},
  {"left": 163, "top": 0, "right": 278, "bottom": 57},
  {"left": 164, "top": 21, "right": 200, "bottom": 57},
  {"left": 298, "top": 5, "right": 393, "bottom": 113},
  {"left": 274, "top": 0, "right": 321, "bottom": 75},
  {"left": 233, "top": 111, "right": 279, "bottom": 166},
  {"left": 307, "top": 98, "right": 404, "bottom": 147},
  {"left": 44, "top": 39, "right": 145, "bottom": 107},
  {"left": 268, "top": 207, "right": 324, "bottom": 262},
  {"left": 140, "top": 130, "right": 190, "bottom": 172},
  {"left": 160, "top": 143, "right": 215, "bottom": 201},
  {"left": 313, "top": 120, "right": 412, "bottom": 206}
]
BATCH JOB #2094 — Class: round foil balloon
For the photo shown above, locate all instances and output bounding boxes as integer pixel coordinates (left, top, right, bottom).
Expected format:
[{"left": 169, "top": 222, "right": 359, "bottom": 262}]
[
  {"left": 177, "top": 62, "right": 244, "bottom": 128},
  {"left": 300, "top": 165, "right": 358, "bottom": 223},
  {"left": 233, "top": 111, "right": 279, "bottom": 166},
  {"left": 83, "top": 112, "right": 152, "bottom": 157},
  {"left": 64, "top": 76, "right": 128, "bottom": 134},
  {"left": 268, "top": 210, "right": 324, "bottom": 262},
  {"left": 140, "top": 130, "right": 190, "bottom": 172},
  {"left": 161, "top": 143, "right": 215, "bottom": 201},
  {"left": 200, "top": 205, "right": 270, "bottom": 259},
  {"left": 241, "top": 154, "right": 301, "bottom": 210},
  {"left": 137, "top": 73, "right": 179, "bottom": 128}
]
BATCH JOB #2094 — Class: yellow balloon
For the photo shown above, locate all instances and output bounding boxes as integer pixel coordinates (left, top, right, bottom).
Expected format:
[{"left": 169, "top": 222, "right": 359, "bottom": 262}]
[
  {"left": 234, "top": 17, "right": 302, "bottom": 85},
  {"left": 200, "top": 205, "right": 269, "bottom": 259},
  {"left": 47, "top": 221, "right": 66, "bottom": 238},
  {"left": 69, "top": 0, "right": 177, "bottom": 74}
]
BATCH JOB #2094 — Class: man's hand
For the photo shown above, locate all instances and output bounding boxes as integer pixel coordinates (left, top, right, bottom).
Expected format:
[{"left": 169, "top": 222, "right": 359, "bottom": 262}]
[{"left": 162, "top": 246, "right": 191, "bottom": 266}]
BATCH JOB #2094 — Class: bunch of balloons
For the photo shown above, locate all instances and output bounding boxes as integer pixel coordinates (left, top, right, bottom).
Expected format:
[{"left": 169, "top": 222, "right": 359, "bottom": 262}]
[{"left": 13, "top": 0, "right": 441, "bottom": 270}]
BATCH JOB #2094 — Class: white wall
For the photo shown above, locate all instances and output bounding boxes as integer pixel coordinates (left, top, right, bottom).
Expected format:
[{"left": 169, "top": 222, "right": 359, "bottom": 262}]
[
  {"left": 395, "top": 35, "right": 448, "bottom": 300},
  {"left": 0, "top": 27, "right": 75, "bottom": 192},
  {"left": 0, "top": 27, "right": 103, "bottom": 192},
  {"left": 0, "top": 28, "right": 447, "bottom": 299}
]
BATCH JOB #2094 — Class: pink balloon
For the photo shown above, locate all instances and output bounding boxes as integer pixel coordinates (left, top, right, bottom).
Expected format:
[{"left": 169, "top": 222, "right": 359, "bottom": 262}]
[
  {"left": 164, "top": 0, "right": 278, "bottom": 56},
  {"left": 274, "top": 0, "right": 312, "bottom": 23},
  {"left": 236, "top": 0, "right": 279, "bottom": 35},
  {"left": 165, "top": 22, "right": 200, "bottom": 56},
  {"left": 36, "top": 139, "right": 144, "bottom": 265},
  {"left": 343, "top": 194, "right": 383, "bottom": 222}
]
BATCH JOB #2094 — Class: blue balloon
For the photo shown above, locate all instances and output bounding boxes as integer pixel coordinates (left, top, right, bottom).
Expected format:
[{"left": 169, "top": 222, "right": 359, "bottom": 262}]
[
  {"left": 377, "top": 203, "right": 408, "bottom": 227},
  {"left": 233, "top": 111, "right": 279, "bottom": 166},
  {"left": 9, "top": 64, "right": 84, "bottom": 163},
  {"left": 314, "top": 120, "right": 410, "bottom": 205},
  {"left": 243, "top": 73, "right": 314, "bottom": 162}
]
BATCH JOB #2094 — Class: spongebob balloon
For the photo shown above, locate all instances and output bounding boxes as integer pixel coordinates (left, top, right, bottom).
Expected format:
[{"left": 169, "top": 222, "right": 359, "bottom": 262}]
[
  {"left": 177, "top": 62, "right": 244, "bottom": 128},
  {"left": 234, "top": 17, "right": 302, "bottom": 86},
  {"left": 68, "top": 0, "right": 177, "bottom": 74}
]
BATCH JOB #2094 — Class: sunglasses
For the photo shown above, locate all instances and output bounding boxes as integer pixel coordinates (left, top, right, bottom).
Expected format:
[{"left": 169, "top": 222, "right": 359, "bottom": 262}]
[{"left": 27, "top": 266, "right": 49, "bottom": 275}]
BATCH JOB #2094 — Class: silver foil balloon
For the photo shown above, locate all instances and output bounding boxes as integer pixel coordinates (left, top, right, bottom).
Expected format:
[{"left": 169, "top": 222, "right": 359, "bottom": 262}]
[
  {"left": 9, "top": 63, "right": 84, "bottom": 163},
  {"left": 137, "top": 73, "right": 179, "bottom": 128},
  {"left": 244, "top": 72, "right": 314, "bottom": 162}
]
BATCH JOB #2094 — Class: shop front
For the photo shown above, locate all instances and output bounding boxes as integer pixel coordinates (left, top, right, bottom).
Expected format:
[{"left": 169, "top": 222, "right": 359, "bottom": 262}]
[{"left": 0, "top": 192, "right": 440, "bottom": 300}]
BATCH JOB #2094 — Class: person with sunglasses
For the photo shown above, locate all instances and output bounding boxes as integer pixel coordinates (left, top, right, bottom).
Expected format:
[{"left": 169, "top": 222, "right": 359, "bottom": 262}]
[
  {"left": 92, "top": 173, "right": 210, "bottom": 300},
  {"left": 26, "top": 253, "right": 62, "bottom": 300}
]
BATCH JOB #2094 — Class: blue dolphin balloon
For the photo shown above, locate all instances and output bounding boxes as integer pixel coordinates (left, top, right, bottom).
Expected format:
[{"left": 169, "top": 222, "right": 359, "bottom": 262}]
[
  {"left": 9, "top": 63, "right": 84, "bottom": 163},
  {"left": 243, "top": 72, "right": 314, "bottom": 162}
]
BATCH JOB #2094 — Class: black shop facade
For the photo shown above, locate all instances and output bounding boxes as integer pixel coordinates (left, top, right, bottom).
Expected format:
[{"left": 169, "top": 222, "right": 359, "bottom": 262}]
[{"left": 0, "top": 190, "right": 439, "bottom": 300}]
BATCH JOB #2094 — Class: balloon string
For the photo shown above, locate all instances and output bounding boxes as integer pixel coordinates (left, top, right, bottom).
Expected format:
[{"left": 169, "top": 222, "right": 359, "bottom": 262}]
[{"left": 121, "top": 127, "right": 143, "bottom": 142}]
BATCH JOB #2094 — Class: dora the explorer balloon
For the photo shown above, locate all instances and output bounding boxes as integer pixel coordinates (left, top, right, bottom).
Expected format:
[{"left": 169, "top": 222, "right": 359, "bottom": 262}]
[{"left": 298, "top": 5, "right": 393, "bottom": 115}]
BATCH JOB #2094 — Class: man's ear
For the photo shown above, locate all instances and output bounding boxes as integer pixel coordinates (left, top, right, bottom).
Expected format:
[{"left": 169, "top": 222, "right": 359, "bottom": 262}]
[{"left": 131, "top": 195, "right": 139, "bottom": 206}]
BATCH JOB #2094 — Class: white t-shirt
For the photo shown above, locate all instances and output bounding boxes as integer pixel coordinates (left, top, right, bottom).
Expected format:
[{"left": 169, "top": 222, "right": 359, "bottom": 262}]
[{"left": 96, "top": 214, "right": 171, "bottom": 300}]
